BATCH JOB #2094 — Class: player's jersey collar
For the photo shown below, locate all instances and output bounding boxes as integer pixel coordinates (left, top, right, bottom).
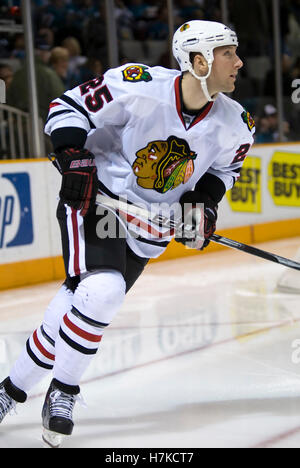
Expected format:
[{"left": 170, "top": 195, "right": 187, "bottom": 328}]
[{"left": 174, "top": 75, "right": 213, "bottom": 130}]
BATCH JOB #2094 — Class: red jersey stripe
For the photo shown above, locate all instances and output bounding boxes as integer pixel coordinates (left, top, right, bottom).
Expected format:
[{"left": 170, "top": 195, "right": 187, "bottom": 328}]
[
  {"left": 174, "top": 76, "right": 185, "bottom": 128},
  {"left": 119, "top": 209, "right": 174, "bottom": 238},
  {"left": 189, "top": 101, "right": 213, "bottom": 128},
  {"left": 49, "top": 102, "right": 61, "bottom": 109},
  {"left": 174, "top": 75, "right": 214, "bottom": 130},
  {"left": 71, "top": 209, "right": 81, "bottom": 276}
]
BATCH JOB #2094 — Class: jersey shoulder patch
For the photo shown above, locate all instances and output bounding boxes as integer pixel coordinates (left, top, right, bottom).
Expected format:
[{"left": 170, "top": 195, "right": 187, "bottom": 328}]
[
  {"left": 241, "top": 109, "right": 255, "bottom": 132},
  {"left": 122, "top": 64, "right": 152, "bottom": 83}
]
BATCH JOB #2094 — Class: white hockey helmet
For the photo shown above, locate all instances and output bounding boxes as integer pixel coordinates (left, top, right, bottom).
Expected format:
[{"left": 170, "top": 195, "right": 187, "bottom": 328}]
[{"left": 172, "top": 20, "right": 238, "bottom": 101}]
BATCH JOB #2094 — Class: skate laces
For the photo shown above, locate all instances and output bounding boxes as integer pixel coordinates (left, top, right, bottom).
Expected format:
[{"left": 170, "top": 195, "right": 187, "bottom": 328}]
[
  {"left": 0, "top": 386, "right": 16, "bottom": 420},
  {"left": 49, "top": 390, "right": 86, "bottom": 419}
]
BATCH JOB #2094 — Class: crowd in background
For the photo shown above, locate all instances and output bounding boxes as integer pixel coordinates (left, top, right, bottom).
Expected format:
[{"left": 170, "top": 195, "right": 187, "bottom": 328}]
[{"left": 0, "top": 0, "right": 300, "bottom": 149}]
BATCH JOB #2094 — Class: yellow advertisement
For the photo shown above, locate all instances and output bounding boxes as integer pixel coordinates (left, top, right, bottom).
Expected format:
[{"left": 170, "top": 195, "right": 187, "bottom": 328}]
[
  {"left": 226, "top": 156, "right": 261, "bottom": 212},
  {"left": 268, "top": 151, "right": 300, "bottom": 207}
]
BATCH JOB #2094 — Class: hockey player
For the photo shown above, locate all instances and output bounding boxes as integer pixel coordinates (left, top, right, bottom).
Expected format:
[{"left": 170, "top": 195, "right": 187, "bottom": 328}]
[{"left": 0, "top": 20, "right": 255, "bottom": 447}]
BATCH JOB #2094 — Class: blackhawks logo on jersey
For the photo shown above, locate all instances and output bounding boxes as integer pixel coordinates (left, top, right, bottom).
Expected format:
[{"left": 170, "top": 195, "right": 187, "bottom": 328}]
[
  {"left": 241, "top": 110, "right": 255, "bottom": 132},
  {"left": 132, "top": 136, "right": 197, "bottom": 193},
  {"left": 122, "top": 65, "right": 152, "bottom": 83}
]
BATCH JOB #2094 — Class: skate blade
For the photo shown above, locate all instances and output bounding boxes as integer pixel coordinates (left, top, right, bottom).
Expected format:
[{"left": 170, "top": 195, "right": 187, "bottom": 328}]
[{"left": 42, "top": 428, "right": 66, "bottom": 448}]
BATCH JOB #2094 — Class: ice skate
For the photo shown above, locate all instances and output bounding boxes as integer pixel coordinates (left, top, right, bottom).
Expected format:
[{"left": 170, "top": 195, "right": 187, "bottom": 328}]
[
  {"left": 42, "top": 379, "right": 80, "bottom": 448},
  {"left": 0, "top": 377, "right": 27, "bottom": 423}
]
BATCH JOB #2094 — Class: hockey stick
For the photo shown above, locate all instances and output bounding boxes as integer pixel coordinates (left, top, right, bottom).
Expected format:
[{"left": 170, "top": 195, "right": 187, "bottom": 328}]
[
  {"left": 96, "top": 193, "right": 300, "bottom": 271},
  {"left": 209, "top": 234, "right": 300, "bottom": 271}
]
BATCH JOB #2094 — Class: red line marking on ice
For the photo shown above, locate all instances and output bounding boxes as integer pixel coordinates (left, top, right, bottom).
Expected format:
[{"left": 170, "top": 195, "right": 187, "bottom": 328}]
[{"left": 251, "top": 425, "right": 300, "bottom": 448}]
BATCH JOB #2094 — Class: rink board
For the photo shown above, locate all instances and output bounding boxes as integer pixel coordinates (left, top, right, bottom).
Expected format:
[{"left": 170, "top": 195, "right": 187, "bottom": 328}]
[{"left": 0, "top": 142, "right": 300, "bottom": 289}]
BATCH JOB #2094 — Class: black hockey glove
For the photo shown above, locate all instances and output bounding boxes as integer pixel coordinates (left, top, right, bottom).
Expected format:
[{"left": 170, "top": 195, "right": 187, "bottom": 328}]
[
  {"left": 50, "top": 147, "right": 98, "bottom": 217},
  {"left": 175, "top": 191, "right": 218, "bottom": 250}
]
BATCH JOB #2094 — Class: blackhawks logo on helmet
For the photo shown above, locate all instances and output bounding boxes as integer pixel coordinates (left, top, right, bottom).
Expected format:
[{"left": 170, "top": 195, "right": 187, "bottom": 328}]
[
  {"left": 241, "top": 110, "right": 255, "bottom": 132},
  {"left": 180, "top": 23, "right": 190, "bottom": 32},
  {"left": 122, "top": 65, "right": 152, "bottom": 83},
  {"left": 132, "top": 136, "right": 197, "bottom": 193}
]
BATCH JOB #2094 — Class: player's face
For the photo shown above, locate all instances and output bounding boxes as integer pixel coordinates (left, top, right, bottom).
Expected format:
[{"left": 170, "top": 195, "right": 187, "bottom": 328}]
[{"left": 208, "top": 46, "right": 243, "bottom": 94}]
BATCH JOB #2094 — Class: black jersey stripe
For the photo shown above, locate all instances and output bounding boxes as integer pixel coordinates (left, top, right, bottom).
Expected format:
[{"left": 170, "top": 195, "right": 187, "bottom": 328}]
[
  {"left": 98, "top": 181, "right": 136, "bottom": 207},
  {"left": 127, "top": 230, "right": 170, "bottom": 247},
  {"left": 46, "top": 109, "right": 74, "bottom": 124},
  {"left": 59, "top": 94, "right": 96, "bottom": 129}
]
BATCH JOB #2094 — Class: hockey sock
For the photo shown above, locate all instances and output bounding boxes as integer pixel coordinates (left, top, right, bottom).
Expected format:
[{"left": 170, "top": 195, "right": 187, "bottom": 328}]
[
  {"left": 53, "top": 270, "right": 126, "bottom": 386},
  {"left": 9, "top": 285, "right": 73, "bottom": 393}
]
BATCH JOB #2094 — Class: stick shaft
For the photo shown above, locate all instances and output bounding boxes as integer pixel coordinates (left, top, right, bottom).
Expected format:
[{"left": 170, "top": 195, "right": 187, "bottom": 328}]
[{"left": 210, "top": 234, "right": 300, "bottom": 271}]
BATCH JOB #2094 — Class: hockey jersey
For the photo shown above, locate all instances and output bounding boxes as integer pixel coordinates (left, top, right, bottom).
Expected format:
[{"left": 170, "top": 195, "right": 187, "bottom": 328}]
[{"left": 45, "top": 63, "right": 255, "bottom": 259}]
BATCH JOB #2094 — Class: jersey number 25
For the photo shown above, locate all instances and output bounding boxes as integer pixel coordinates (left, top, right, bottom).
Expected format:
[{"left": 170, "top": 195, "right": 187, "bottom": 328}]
[{"left": 79, "top": 77, "right": 113, "bottom": 113}]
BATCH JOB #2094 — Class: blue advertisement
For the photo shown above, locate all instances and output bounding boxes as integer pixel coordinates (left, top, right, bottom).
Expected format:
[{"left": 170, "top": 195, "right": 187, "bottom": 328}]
[{"left": 0, "top": 172, "right": 34, "bottom": 248}]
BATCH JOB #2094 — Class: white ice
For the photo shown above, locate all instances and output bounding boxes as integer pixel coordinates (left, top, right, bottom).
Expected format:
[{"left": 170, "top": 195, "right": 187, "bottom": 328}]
[{"left": 1, "top": 237, "right": 300, "bottom": 448}]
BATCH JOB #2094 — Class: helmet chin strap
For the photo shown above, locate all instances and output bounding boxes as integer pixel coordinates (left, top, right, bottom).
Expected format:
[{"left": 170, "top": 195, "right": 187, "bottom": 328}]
[{"left": 188, "top": 62, "right": 218, "bottom": 103}]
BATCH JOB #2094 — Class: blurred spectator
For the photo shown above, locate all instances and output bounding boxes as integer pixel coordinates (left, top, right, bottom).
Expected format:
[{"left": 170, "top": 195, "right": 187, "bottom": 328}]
[
  {"left": 83, "top": 2, "right": 109, "bottom": 71},
  {"left": 37, "top": 27, "right": 55, "bottom": 50},
  {"left": 0, "top": 37, "right": 10, "bottom": 59},
  {"left": 0, "top": 64, "right": 14, "bottom": 91},
  {"left": 66, "top": 0, "right": 97, "bottom": 33},
  {"left": 254, "top": 104, "right": 291, "bottom": 143},
  {"left": 39, "top": 0, "right": 69, "bottom": 31},
  {"left": 0, "top": 0, "right": 297, "bottom": 144},
  {"left": 10, "top": 34, "right": 26, "bottom": 60},
  {"left": 34, "top": 34, "right": 52, "bottom": 64},
  {"left": 127, "top": 0, "right": 149, "bottom": 19},
  {"left": 76, "top": 57, "right": 103, "bottom": 84},
  {"left": 115, "top": 0, "right": 135, "bottom": 40},
  {"left": 176, "top": 0, "right": 203, "bottom": 21},
  {"left": 49, "top": 46, "right": 71, "bottom": 89},
  {"left": 7, "top": 37, "right": 64, "bottom": 122},
  {"left": 127, "top": 0, "right": 151, "bottom": 40},
  {"left": 61, "top": 36, "right": 86, "bottom": 76},
  {"left": 148, "top": 5, "right": 169, "bottom": 40}
]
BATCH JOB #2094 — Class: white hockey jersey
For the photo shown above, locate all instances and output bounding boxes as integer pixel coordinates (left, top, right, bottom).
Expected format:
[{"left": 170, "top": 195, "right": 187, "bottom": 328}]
[{"left": 45, "top": 63, "right": 255, "bottom": 259}]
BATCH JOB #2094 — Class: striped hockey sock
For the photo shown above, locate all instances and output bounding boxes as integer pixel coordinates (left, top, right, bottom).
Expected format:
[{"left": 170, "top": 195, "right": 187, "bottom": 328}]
[
  {"left": 52, "top": 270, "right": 126, "bottom": 386},
  {"left": 53, "top": 306, "right": 109, "bottom": 385},
  {"left": 9, "top": 285, "right": 73, "bottom": 393},
  {"left": 9, "top": 325, "right": 56, "bottom": 392}
]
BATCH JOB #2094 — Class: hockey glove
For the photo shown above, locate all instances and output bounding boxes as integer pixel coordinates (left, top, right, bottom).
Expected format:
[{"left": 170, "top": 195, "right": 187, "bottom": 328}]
[
  {"left": 175, "top": 191, "right": 218, "bottom": 250},
  {"left": 51, "top": 147, "right": 98, "bottom": 217}
]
